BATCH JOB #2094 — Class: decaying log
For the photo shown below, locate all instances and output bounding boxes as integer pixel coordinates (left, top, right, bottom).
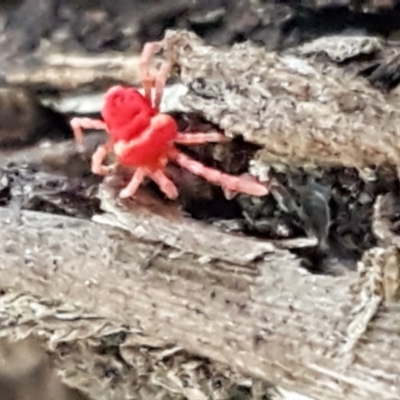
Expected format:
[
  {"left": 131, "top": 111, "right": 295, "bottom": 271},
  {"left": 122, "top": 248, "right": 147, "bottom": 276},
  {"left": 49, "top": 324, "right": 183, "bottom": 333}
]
[
  {"left": 159, "top": 30, "right": 400, "bottom": 174},
  {"left": 0, "top": 182, "right": 399, "bottom": 400},
  {"left": 0, "top": 292, "right": 270, "bottom": 400}
]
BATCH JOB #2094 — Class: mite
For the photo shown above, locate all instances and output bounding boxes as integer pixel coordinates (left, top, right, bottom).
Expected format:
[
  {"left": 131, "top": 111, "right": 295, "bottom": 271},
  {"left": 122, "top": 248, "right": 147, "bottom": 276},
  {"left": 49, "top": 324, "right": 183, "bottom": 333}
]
[{"left": 70, "top": 42, "right": 269, "bottom": 200}]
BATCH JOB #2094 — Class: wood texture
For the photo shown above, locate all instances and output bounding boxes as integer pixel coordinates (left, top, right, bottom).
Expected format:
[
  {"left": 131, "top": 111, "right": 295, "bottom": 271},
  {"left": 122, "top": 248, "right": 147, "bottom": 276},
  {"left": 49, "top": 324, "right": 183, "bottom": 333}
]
[
  {"left": 159, "top": 30, "right": 400, "bottom": 173},
  {"left": 0, "top": 184, "right": 398, "bottom": 400}
]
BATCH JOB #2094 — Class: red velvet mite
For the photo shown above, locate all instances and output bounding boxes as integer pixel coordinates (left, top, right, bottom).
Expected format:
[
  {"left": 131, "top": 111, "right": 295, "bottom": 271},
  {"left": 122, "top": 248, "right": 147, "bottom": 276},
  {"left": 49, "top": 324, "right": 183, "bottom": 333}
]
[{"left": 70, "top": 42, "right": 269, "bottom": 200}]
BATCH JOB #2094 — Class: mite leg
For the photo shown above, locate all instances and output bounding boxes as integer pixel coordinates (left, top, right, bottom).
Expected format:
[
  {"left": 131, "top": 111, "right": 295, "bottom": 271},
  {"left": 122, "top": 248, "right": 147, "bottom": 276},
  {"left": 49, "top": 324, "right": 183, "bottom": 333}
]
[
  {"left": 139, "top": 42, "right": 162, "bottom": 104},
  {"left": 91, "top": 141, "right": 114, "bottom": 176},
  {"left": 175, "top": 132, "right": 228, "bottom": 145},
  {"left": 139, "top": 41, "right": 171, "bottom": 109},
  {"left": 119, "top": 167, "right": 178, "bottom": 200},
  {"left": 168, "top": 148, "right": 269, "bottom": 197},
  {"left": 153, "top": 60, "right": 171, "bottom": 110},
  {"left": 148, "top": 169, "right": 178, "bottom": 199},
  {"left": 119, "top": 168, "right": 146, "bottom": 199},
  {"left": 70, "top": 117, "right": 107, "bottom": 149}
]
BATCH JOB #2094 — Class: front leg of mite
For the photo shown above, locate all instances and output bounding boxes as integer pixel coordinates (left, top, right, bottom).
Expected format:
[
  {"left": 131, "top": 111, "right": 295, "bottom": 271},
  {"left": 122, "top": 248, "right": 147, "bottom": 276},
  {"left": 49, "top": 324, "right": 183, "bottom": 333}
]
[
  {"left": 91, "top": 141, "right": 114, "bottom": 176},
  {"left": 70, "top": 117, "right": 108, "bottom": 149}
]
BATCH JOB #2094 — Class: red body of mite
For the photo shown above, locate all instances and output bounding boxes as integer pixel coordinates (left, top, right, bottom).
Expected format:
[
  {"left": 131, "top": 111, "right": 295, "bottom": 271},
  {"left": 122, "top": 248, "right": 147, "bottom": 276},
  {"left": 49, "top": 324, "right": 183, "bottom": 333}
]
[
  {"left": 102, "top": 86, "right": 178, "bottom": 170},
  {"left": 101, "top": 86, "right": 155, "bottom": 142},
  {"left": 69, "top": 41, "right": 270, "bottom": 200}
]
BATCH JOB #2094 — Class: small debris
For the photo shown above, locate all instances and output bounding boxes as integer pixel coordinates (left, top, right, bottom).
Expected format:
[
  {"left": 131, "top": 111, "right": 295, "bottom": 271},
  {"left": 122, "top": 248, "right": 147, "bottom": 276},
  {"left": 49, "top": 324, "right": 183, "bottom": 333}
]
[{"left": 0, "top": 162, "right": 101, "bottom": 219}]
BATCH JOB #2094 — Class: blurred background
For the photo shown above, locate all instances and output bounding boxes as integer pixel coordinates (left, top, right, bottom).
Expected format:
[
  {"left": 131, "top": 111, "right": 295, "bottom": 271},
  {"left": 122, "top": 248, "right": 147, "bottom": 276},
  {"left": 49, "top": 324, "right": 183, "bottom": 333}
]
[{"left": 1, "top": 0, "right": 400, "bottom": 59}]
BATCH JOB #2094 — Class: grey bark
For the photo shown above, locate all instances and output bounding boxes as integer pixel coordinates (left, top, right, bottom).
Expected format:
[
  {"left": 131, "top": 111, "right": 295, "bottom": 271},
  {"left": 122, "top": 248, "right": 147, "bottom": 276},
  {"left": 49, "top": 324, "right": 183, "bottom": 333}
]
[
  {"left": 159, "top": 30, "right": 400, "bottom": 174},
  {"left": 0, "top": 183, "right": 399, "bottom": 400}
]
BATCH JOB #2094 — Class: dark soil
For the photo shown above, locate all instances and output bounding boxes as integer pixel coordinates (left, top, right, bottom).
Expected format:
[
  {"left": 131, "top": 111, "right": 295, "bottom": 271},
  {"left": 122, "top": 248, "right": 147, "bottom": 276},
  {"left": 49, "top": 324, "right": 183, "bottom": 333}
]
[{"left": 0, "top": 162, "right": 101, "bottom": 220}]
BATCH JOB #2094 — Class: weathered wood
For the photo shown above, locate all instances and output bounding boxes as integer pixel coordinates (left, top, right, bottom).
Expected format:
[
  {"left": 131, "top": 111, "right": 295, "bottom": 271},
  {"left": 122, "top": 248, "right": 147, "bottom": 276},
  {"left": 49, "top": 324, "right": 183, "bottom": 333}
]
[
  {"left": 3, "top": 52, "right": 150, "bottom": 92},
  {"left": 0, "top": 183, "right": 399, "bottom": 400},
  {"left": 159, "top": 30, "right": 400, "bottom": 173}
]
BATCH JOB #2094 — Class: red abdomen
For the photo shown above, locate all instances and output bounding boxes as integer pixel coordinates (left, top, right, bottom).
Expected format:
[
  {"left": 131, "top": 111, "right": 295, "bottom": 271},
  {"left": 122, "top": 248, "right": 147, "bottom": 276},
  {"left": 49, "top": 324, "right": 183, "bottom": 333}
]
[
  {"left": 108, "top": 111, "right": 153, "bottom": 142},
  {"left": 116, "top": 114, "right": 178, "bottom": 170}
]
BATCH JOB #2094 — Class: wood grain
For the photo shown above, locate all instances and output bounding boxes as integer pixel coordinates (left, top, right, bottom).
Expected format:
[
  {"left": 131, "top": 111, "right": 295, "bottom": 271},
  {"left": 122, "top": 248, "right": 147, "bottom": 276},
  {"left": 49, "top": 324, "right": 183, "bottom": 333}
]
[{"left": 0, "top": 184, "right": 398, "bottom": 399}]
